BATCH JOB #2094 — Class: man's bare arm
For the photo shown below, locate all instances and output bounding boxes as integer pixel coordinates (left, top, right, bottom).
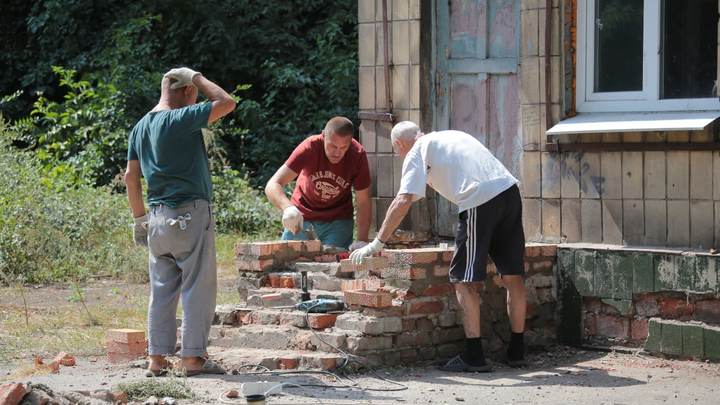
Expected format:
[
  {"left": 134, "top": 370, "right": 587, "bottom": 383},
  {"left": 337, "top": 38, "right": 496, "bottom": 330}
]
[
  {"left": 354, "top": 187, "right": 372, "bottom": 241},
  {"left": 124, "top": 160, "right": 145, "bottom": 218},
  {"left": 376, "top": 193, "right": 414, "bottom": 242},
  {"left": 265, "top": 164, "right": 299, "bottom": 211},
  {"left": 192, "top": 75, "right": 236, "bottom": 125}
]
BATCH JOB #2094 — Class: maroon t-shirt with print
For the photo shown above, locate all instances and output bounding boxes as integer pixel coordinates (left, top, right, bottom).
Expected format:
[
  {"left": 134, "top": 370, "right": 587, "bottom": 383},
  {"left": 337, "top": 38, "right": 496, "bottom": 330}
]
[{"left": 285, "top": 134, "right": 371, "bottom": 221}]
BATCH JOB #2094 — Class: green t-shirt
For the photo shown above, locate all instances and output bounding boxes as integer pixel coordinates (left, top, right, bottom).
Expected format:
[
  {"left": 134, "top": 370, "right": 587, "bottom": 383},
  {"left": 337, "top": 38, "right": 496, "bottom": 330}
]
[{"left": 127, "top": 103, "right": 213, "bottom": 207}]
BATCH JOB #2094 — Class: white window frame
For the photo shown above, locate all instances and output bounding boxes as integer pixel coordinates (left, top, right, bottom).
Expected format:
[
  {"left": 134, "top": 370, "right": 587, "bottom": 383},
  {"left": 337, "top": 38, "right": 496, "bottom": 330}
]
[{"left": 577, "top": 0, "right": 720, "bottom": 113}]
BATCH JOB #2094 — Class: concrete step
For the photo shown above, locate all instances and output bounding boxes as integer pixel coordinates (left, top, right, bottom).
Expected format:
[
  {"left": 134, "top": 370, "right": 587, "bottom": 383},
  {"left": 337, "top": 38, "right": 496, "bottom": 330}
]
[
  {"left": 210, "top": 323, "right": 352, "bottom": 353},
  {"left": 244, "top": 288, "right": 345, "bottom": 308},
  {"left": 207, "top": 346, "right": 346, "bottom": 371},
  {"left": 214, "top": 305, "right": 342, "bottom": 330}
]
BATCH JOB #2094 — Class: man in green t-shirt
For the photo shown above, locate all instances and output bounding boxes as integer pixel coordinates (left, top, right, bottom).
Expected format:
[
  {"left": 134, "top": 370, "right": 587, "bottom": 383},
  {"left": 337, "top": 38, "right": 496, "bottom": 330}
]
[{"left": 124, "top": 67, "right": 235, "bottom": 377}]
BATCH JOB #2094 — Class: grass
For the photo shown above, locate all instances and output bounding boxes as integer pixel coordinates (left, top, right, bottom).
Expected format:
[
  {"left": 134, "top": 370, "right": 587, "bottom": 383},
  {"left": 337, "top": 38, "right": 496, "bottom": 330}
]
[
  {"left": 116, "top": 377, "right": 195, "bottom": 401},
  {"left": 0, "top": 232, "right": 272, "bottom": 373}
]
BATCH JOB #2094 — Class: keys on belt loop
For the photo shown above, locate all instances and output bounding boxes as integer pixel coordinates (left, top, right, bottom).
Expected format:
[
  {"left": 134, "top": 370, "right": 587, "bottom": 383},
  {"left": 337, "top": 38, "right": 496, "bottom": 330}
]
[{"left": 166, "top": 213, "right": 192, "bottom": 230}]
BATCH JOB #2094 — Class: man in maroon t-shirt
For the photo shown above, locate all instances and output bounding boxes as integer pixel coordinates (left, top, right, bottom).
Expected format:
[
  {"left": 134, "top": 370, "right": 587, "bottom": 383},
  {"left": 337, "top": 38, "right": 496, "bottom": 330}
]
[{"left": 264, "top": 117, "right": 372, "bottom": 250}]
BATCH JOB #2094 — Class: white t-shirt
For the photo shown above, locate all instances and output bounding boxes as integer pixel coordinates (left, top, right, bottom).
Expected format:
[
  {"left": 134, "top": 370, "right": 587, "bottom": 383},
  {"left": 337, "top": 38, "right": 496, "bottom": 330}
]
[{"left": 397, "top": 130, "right": 518, "bottom": 212}]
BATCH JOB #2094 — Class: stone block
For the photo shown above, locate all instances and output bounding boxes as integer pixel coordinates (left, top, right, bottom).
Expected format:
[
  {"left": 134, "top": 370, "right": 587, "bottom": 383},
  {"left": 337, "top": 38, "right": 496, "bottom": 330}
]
[
  {"left": 644, "top": 152, "right": 666, "bottom": 199},
  {"left": 644, "top": 318, "right": 662, "bottom": 352},
  {"left": 682, "top": 323, "right": 705, "bottom": 359},
  {"left": 703, "top": 325, "right": 720, "bottom": 360},
  {"left": 622, "top": 152, "right": 643, "bottom": 199},
  {"left": 644, "top": 200, "right": 667, "bottom": 245},
  {"left": 600, "top": 152, "right": 621, "bottom": 199},
  {"left": 690, "top": 151, "right": 713, "bottom": 200},
  {"left": 667, "top": 151, "right": 689, "bottom": 199},
  {"left": 580, "top": 152, "right": 601, "bottom": 198},
  {"left": 581, "top": 199, "right": 602, "bottom": 243},
  {"left": 107, "top": 329, "right": 145, "bottom": 344},
  {"left": 661, "top": 321, "right": 683, "bottom": 355},
  {"left": 343, "top": 290, "right": 393, "bottom": 308},
  {"left": 335, "top": 313, "right": 383, "bottom": 335}
]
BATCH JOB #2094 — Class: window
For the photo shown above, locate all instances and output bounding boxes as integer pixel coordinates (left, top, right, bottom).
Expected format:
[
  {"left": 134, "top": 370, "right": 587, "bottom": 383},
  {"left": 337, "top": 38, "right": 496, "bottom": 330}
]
[{"left": 577, "top": 0, "right": 720, "bottom": 112}]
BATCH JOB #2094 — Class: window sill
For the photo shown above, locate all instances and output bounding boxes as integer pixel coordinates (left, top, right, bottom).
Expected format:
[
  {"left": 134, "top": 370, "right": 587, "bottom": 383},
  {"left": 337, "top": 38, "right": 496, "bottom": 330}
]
[{"left": 546, "top": 111, "right": 720, "bottom": 136}]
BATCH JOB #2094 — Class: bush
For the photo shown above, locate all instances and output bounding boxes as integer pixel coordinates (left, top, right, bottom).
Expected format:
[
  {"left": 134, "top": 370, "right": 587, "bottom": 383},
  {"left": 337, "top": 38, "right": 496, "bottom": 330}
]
[
  {"left": 0, "top": 118, "right": 146, "bottom": 284},
  {"left": 212, "top": 168, "right": 281, "bottom": 236}
]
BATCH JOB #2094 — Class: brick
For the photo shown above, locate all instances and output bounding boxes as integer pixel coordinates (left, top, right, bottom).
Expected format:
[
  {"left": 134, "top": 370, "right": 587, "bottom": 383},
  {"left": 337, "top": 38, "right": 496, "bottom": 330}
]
[
  {"left": 278, "top": 357, "right": 300, "bottom": 370},
  {"left": 307, "top": 313, "right": 339, "bottom": 330},
  {"left": 339, "top": 256, "right": 389, "bottom": 273},
  {"left": 107, "top": 329, "right": 145, "bottom": 344},
  {"left": 380, "top": 265, "right": 427, "bottom": 280},
  {"left": 630, "top": 318, "right": 649, "bottom": 341},
  {"left": 601, "top": 299, "right": 633, "bottom": 316},
  {"left": 634, "top": 294, "right": 659, "bottom": 317},
  {"left": 658, "top": 297, "right": 694, "bottom": 320},
  {"left": 694, "top": 299, "right": 720, "bottom": 324},
  {"left": 421, "top": 283, "right": 454, "bottom": 296},
  {"left": 644, "top": 319, "right": 662, "bottom": 352},
  {"left": 107, "top": 339, "right": 147, "bottom": 355},
  {"left": 432, "top": 327, "right": 466, "bottom": 344},
  {"left": 661, "top": 321, "right": 683, "bottom": 355},
  {"left": 0, "top": 383, "right": 26, "bottom": 405},
  {"left": 261, "top": 293, "right": 296, "bottom": 308},
  {"left": 235, "top": 241, "right": 287, "bottom": 258},
  {"left": 433, "top": 265, "right": 449, "bottom": 277},
  {"left": 383, "top": 249, "right": 441, "bottom": 265},
  {"left": 596, "top": 314, "right": 629, "bottom": 339},
  {"left": 682, "top": 323, "right": 705, "bottom": 359},
  {"left": 53, "top": 351, "right": 76, "bottom": 367},
  {"left": 340, "top": 279, "right": 385, "bottom": 292},
  {"left": 346, "top": 335, "right": 393, "bottom": 352},
  {"left": 407, "top": 299, "right": 444, "bottom": 315},
  {"left": 285, "top": 240, "right": 304, "bottom": 253},
  {"left": 441, "top": 251, "right": 454, "bottom": 263},
  {"left": 540, "top": 245, "right": 557, "bottom": 258},
  {"left": 279, "top": 276, "right": 296, "bottom": 289},
  {"left": 703, "top": 325, "right": 720, "bottom": 360},
  {"left": 236, "top": 256, "right": 275, "bottom": 272},
  {"left": 343, "top": 290, "right": 393, "bottom": 308},
  {"left": 525, "top": 245, "right": 542, "bottom": 257}
]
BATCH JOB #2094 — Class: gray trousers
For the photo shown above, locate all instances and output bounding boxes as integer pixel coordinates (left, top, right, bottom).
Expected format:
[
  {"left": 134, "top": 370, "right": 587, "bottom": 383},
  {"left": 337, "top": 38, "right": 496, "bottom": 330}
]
[{"left": 147, "top": 199, "right": 217, "bottom": 357}]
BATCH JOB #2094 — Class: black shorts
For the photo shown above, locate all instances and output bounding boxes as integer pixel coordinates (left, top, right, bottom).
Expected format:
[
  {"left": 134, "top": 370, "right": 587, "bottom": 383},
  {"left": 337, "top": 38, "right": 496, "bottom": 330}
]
[{"left": 449, "top": 184, "right": 525, "bottom": 283}]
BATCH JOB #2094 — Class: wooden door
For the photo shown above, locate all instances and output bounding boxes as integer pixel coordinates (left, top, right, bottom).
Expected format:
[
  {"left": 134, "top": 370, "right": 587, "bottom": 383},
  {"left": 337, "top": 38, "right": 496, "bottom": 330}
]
[{"left": 432, "top": 0, "right": 521, "bottom": 237}]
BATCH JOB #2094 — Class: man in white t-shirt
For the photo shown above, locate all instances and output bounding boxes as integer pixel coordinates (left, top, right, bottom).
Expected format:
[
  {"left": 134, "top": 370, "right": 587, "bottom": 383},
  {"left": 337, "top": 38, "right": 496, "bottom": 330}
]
[{"left": 350, "top": 121, "right": 527, "bottom": 372}]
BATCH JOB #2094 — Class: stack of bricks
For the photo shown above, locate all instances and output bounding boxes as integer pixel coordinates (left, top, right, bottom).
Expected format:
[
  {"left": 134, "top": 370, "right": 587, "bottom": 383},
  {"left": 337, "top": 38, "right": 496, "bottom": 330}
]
[
  {"left": 332, "top": 244, "right": 558, "bottom": 364},
  {"left": 107, "top": 329, "right": 146, "bottom": 363},
  {"left": 558, "top": 246, "right": 720, "bottom": 360},
  {"left": 235, "top": 240, "right": 323, "bottom": 273}
]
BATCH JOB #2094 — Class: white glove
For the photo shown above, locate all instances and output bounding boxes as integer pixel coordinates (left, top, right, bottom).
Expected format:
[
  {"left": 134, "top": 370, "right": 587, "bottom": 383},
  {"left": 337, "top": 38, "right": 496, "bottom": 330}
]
[
  {"left": 349, "top": 241, "right": 369, "bottom": 252},
  {"left": 282, "top": 206, "right": 304, "bottom": 234},
  {"left": 349, "top": 238, "right": 385, "bottom": 265},
  {"left": 164, "top": 67, "right": 201, "bottom": 89},
  {"left": 133, "top": 214, "right": 149, "bottom": 247}
]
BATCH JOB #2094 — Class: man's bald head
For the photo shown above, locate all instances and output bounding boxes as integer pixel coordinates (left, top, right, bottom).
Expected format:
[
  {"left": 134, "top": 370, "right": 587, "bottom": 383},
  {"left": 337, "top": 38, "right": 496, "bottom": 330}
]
[
  {"left": 323, "top": 116, "right": 354, "bottom": 138},
  {"left": 391, "top": 121, "right": 423, "bottom": 157},
  {"left": 160, "top": 76, "right": 198, "bottom": 108}
]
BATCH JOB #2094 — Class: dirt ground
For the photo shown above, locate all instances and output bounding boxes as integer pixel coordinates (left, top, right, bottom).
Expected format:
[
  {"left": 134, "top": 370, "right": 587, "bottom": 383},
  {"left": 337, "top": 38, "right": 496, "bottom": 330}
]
[{"left": 1, "top": 348, "right": 719, "bottom": 404}]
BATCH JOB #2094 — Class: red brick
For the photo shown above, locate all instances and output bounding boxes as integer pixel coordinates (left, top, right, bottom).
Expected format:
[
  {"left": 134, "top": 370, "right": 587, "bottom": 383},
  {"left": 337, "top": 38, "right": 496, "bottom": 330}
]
[
  {"left": 236, "top": 256, "right": 275, "bottom": 272},
  {"left": 658, "top": 297, "right": 695, "bottom": 320},
  {"left": 416, "top": 318, "right": 435, "bottom": 331},
  {"left": 630, "top": 318, "right": 649, "bottom": 341},
  {"left": 408, "top": 299, "right": 444, "bottom": 315},
  {"left": 583, "top": 297, "right": 603, "bottom": 313},
  {"left": 107, "top": 339, "right": 147, "bottom": 355},
  {"left": 107, "top": 329, "right": 145, "bottom": 344},
  {"left": 314, "top": 254, "right": 339, "bottom": 262},
  {"left": 307, "top": 313, "right": 339, "bottom": 330},
  {"left": 107, "top": 352, "right": 144, "bottom": 363},
  {"left": 596, "top": 314, "right": 629, "bottom": 339},
  {"left": 113, "top": 391, "right": 129, "bottom": 403},
  {"left": 524, "top": 246, "right": 542, "bottom": 257},
  {"left": 53, "top": 352, "right": 76, "bottom": 367},
  {"left": 278, "top": 357, "right": 300, "bottom": 370},
  {"left": 339, "top": 257, "right": 389, "bottom": 273},
  {"left": 383, "top": 249, "right": 440, "bottom": 265},
  {"left": 303, "top": 239, "right": 323, "bottom": 253},
  {"left": 319, "top": 357, "right": 338, "bottom": 370},
  {"left": 540, "top": 245, "right": 558, "bottom": 257},
  {"left": 433, "top": 265, "right": 449, "bottom": 277},
  {"left": 583, "top": 312, "right": 597, "bottom": 336},
  {"left": 0, "top": 383, "right": 26, "bottom": 405},
  {"left": 694, "top": 299, "right": 720, "bottom": 324},
  {"left": 236, "top": 241, "right": 287, "bottom": 257},
  {"left": 402, "top": 318, "right": 416, "bottom": 331},
  {"left": 381, "top": 266, "right": 428, "bottom": 280},
  {"left": 286, "top": 240, "right": 304, "bottom": 252},
  {"left": 279, "top": 276, "right": 296, "bottom": 288},
  {"left": 343, "top": 290, "right": 393, "bottom": 308},
  {"left": 340, "top": 279, "right": 385, "bottom": 292},
  {"left": 442, "top": 250, "right": 454, "bottom": 263},
  {"left": 634, "top": 295, "right": 659, "bottom": 317},
  {"left": 267, "top": 274, "right": 281, "bottom": 287},
  {"left": 421, "top": 283, "right": 454, "bottom": 296},
  {"left": 261, "top": 293, "right": 287, "bottom": 305},
  {"left": 532, "top": 260, "right": 555, "bottom": 272}
]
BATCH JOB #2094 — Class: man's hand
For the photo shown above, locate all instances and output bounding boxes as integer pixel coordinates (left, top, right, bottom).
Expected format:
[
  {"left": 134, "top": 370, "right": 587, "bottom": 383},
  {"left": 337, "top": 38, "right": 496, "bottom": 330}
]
[
  {"left": 282, "top": 206, "right": 304, "bottom": 234},
  {"left": 164, "top": 67, "right": 200, "bottom": 89},
  {"left": 349, "top": 238, "right": 385, "bottom": 265},
  {"left": 133, "top": 214, "right": 149, "bottom": 247},
  {"left": 349, "top": 241, "right": 369, "bottom": 252}
]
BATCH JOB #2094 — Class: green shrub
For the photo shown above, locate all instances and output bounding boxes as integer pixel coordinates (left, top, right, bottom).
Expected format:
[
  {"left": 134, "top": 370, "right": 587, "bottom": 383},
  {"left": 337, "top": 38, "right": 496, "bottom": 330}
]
[
  {"left": 211, "top": 167, "right": 280, "bottom": 236},
  {"left": 0, "top": 118, "right": 146, "bottom": 284}
]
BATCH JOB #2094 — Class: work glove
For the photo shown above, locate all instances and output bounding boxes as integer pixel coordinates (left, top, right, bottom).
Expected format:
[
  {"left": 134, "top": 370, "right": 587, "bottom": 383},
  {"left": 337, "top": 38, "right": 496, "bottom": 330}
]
[
  {"left": 282, "top": 206, "right": 304, "bottom": 234},
  {"left": 349, "top": 238, "right": 385, "bottom": 265},
  {"left": 164, "top": 67, "right": 201, "bottom": 89},
  {"left": 349, "top": 240, "right": 369, "bottom": 252},
  {"left": 133, "top": 214, "right": 149, "bottom": 247}
]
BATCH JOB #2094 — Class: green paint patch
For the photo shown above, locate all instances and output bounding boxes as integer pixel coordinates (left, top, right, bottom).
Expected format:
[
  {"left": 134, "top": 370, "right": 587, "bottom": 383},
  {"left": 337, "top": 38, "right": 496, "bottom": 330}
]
[
  {"left": 682, "top": 323, "right": 705, "bottom": 359},
  {"left": 632, "top": 253, "right": 654, "bottom": 293}
]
